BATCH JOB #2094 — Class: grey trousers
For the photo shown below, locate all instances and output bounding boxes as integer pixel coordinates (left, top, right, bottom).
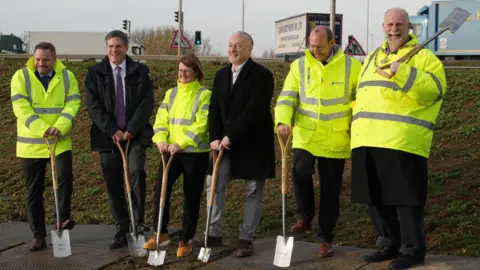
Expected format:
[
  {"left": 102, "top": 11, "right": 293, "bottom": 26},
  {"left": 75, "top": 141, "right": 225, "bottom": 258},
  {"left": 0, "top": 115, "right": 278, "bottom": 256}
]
[{"left": 205, "top": 154, "right": 265, "bottom": 241}]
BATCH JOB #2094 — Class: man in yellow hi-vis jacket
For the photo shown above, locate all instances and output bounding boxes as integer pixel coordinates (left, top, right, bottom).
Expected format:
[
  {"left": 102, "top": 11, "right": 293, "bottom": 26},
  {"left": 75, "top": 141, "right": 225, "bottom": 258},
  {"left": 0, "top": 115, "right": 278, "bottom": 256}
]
[
  {"left": 350, "top": 8, "right": 446, "bottom": 269},
  {"left": 10, "top": 42, "right": 81, "bottom": 251},
  {"left": 274, "top": 26, "right": 362, "bottom": 258}
]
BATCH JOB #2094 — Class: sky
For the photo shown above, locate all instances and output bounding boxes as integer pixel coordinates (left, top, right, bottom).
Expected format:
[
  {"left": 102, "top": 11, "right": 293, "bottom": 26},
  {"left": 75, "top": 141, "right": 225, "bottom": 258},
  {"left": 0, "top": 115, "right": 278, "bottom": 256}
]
[{"left": 0, "top": 0, "right": 434, "bottom": 56}]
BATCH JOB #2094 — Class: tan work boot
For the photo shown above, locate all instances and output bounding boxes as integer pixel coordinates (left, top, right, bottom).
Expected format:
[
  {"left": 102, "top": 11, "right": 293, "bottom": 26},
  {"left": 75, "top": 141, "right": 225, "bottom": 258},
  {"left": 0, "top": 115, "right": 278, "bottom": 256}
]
[
  {"left": 176, "top": 241, "right": 193, "bottom": 257},
  {"left": 319, "top": 241, "right": 334, "bottom": 258},
  {"left": 143, "top": 232, "right": 170, "bottom": 250}
]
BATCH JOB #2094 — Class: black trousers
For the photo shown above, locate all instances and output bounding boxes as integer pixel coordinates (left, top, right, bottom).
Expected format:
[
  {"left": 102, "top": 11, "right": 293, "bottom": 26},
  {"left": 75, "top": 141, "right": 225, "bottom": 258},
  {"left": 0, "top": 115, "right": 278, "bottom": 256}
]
[
  {"left": 21, "top": 151, "right": 73, "bottom": 238},
  {"left": 153, "top": 152, "right": 209, "bottom": 242},
  {"left": 99, "top": 140, "right": 147, "bottom": 236},
  {"left": 369, "top": 205, "right": 426, "bottom": 257},
  {"left": 292, "top": 148, "right": 345, "bottom": 242}
]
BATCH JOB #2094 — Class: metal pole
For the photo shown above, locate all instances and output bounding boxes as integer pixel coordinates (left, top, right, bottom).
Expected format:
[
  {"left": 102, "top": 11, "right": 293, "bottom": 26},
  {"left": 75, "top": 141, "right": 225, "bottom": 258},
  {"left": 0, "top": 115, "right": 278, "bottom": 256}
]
[
  {"left": 366, "top": 0, "right": 369, "bottom": 52},
  {"left": 178, "top": 0, "right": 183, "bottom": 57},
  {"left": 242, "top": 0, "right": 245, "bottom": 31},
  {"left": 330, "top": 0, "right": 336, "bottom": 40}
]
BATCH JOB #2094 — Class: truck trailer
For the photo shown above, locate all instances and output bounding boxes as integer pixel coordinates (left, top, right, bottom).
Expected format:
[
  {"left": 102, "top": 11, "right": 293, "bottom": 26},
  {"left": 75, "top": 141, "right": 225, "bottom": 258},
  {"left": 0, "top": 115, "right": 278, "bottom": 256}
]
[
  {"left": 274, "top": 13, "right": 343, "bottom": 60},
  {"left": 28, "top": 31, "right": 144, "bottom": 56},
  {"left": 0, "top": 34, "right": 27, "bottom": 54},
  {"left": 410, "top": 0, "right": 480, "bottom": 60}
]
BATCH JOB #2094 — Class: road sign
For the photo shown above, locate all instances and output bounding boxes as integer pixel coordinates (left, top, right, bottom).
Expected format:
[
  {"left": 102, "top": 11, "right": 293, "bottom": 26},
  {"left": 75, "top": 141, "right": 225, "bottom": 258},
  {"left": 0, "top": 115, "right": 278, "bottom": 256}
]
[
  {"left": 344, "top": 36, "right": 366, "bottom": 56},
  {"left": 170, "top": 30, "right": 192, "bottom": 49}
]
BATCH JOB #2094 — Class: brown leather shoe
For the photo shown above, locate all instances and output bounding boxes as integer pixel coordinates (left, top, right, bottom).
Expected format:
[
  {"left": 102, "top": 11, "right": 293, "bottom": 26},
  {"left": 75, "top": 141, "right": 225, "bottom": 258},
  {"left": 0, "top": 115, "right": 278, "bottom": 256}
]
[
  {"left": 319, "top": 241, "right": 334, "bottom": 258},
  {"left": 290, "top": 220, "right": 312, "bottom": 233},
  {"left": 235, "top": 239, "right": 253, "bottom": 258},
  {"left": 29, "top": 237, "right": 47, "bottom": 251}
]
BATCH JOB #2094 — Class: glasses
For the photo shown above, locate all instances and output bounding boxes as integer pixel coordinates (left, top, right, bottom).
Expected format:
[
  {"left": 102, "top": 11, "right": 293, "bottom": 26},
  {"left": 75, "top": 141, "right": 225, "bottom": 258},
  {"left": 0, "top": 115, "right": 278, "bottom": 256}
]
[{"left": 178, "top": 68, "right": 194, "bottom": 74}]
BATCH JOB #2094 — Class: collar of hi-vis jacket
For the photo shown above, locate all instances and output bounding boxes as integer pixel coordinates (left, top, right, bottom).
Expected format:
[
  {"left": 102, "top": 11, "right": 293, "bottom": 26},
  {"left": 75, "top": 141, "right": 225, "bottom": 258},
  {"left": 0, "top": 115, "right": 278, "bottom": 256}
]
[
  {"left": 25, "top": 57, "right": 66, "bottom": 74},
  {"left": 305, "top": 43, "right": 343, "bottom": 67},
  {"left": 176, "top": 79, "right": 202, "bottom": 93}
]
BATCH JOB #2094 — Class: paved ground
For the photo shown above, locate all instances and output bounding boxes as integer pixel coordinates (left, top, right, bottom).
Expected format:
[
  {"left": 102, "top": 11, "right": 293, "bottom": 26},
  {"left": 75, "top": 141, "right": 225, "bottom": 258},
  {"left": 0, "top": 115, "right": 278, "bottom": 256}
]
[{"left": 1, "top": 221, "right": 479, "bottom": 269}]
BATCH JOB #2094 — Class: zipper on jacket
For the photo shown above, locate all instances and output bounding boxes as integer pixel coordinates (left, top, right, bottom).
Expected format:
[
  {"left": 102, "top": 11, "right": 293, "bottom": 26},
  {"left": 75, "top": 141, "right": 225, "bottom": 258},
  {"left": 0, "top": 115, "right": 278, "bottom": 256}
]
[{"left": 307, "top": 67, "right": 310, "bottom": 84}]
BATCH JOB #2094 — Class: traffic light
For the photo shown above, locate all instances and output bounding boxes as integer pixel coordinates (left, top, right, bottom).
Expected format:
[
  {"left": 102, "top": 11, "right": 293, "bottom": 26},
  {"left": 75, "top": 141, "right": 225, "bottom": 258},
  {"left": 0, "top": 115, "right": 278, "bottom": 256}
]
[
  {"left": 174, "top": 11, "right": 179, "bottom": 22},
  {"left": 122, "top": 20, "right": 128, "bottom": 30},
  {"left": 195, "top": 31, "right": 201, "bottom": 45}
]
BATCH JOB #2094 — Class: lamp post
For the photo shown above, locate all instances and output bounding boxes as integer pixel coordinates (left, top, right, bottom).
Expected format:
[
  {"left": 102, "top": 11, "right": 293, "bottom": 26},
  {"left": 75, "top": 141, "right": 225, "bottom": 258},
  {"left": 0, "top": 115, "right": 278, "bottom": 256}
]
[
  {"left": 366, "top": 0, "right": 369, "bottom": 53},
  {"left": 242, "top": 0, "right": 245, "bottom": 31}
]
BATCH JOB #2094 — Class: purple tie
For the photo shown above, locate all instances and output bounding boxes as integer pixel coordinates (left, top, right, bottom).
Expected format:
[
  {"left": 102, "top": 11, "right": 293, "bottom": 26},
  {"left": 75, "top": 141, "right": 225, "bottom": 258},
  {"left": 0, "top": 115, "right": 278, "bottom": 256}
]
[{"left": 115, "top": 66, "right": 126, "bottom": 129}]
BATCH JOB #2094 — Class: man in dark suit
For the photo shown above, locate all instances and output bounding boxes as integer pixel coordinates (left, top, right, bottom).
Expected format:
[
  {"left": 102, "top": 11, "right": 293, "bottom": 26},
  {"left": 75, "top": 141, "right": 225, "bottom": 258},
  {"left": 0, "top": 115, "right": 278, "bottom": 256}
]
[
  {"left": 204, "top": 31, "right": 276, "bottom": 257},
  {"left": 85, "top": 30, "right": 154, "bottom": 249}
]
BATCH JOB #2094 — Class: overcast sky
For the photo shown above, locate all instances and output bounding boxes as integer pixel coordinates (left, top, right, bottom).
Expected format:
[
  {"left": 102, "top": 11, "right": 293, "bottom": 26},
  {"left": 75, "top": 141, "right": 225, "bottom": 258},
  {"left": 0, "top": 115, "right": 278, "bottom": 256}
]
[{"left": 1, "top": 0, "right": 433, "bottom": 56}]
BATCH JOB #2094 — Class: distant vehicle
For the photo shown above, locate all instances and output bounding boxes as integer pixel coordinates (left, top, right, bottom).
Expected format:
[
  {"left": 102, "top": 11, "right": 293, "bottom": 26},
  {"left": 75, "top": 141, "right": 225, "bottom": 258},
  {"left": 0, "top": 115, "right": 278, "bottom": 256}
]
[
  {"left": 0, "top": 34, "right": 27, "bottom": 54},
  {"left": 27, "top": 31, "right": 144, "bottom": 56},
  {"left": 410, "top": 0, "right": 480, "bottom": 60},
  {"left": 274, "top": 13, "right": 343, "bottom": 61}
]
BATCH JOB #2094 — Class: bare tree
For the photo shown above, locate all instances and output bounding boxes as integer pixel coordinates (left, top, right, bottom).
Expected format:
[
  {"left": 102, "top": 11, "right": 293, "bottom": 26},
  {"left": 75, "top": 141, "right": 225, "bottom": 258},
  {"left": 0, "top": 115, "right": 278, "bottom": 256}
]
[
  {"left": 130, "top": 26, "right": 213, "bottom": 56},
  {"left": 261, "top": 47, "right": 275, "bottom": 58}
]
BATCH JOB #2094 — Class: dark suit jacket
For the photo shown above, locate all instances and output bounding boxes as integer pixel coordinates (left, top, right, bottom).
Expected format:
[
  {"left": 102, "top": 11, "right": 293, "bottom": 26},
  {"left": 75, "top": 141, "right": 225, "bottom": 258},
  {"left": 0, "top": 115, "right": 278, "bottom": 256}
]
[
  {"left": 208, "top": 58, "right": 276, "bottom": 180},
  {"left": 85, "top": 55, "right": 154, "bottom": 152}
]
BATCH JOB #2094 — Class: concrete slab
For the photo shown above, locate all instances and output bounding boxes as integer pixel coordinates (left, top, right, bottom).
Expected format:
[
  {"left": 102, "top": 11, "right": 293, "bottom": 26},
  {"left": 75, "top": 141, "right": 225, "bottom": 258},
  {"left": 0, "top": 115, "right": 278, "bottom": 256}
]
[
  {"left": 360, "top": 254, "right": 480, "bottom": 270},
  {"left": 199, "top": 238, "right": 370, "bottom": 270},
  {"left": 0, "top": 222, "right": 182, "bottom": 270}
]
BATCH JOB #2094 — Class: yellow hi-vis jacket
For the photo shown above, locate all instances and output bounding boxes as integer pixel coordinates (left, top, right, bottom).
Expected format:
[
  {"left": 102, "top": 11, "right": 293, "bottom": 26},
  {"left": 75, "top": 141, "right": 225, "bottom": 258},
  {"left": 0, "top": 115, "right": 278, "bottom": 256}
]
[
  {"left": 351, "top": 34, "right": 447, "bottom": 158},
  {"left": 274, "top": 46, "right": 362, "bottom": 158},
  {"left": 11, "top": 57, "right": 81, "bottom": 158},
  {"left": 152, "top": 80, "right": 211, "bottom": 153}
]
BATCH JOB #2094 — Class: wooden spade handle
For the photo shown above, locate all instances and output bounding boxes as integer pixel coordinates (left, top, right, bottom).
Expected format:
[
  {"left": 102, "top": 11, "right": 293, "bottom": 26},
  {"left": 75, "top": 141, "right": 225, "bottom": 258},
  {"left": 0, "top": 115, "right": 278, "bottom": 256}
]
[
  {"left": 159, "top": 152, "right": 175, "bottom": 208},
  {"left": 277, "top": 133, "right": 292, "bottom": 195},
  {"left": 116, "top": 140, "right": 131, "bottom": 193},
  {"left": 45, "top": 137, "right": 59, "bottom": 191},
  {"left": 207, "top": 147, "right": 224, "bottom": 207}
]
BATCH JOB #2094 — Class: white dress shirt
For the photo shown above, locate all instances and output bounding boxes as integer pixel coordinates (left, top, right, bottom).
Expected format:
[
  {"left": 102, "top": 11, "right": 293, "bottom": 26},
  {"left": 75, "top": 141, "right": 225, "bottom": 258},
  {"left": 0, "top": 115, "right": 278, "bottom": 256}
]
[
  {"left": 110, "top": 59, "right": 126, "bottom": 104},
  {"left": 231, "top": 60, "right": 247, "bottom": 85}
]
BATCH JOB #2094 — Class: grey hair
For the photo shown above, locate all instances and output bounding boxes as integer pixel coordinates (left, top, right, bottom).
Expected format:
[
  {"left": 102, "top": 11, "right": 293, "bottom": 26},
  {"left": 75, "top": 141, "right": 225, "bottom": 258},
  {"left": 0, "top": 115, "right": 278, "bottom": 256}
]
[
  {"left": 384, "top": 7, "right": 410, "bottom": 22},
  {"left": 105, "top": 30, "right": 129, "bottom": 47},
  {"left": 234, "top": 31, "right": 254, "bottom": 48}
]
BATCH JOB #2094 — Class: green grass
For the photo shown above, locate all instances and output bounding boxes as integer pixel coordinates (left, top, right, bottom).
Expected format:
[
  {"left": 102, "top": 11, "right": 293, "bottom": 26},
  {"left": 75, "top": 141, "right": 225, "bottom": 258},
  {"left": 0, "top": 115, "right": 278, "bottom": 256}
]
[{"left": 0, "top": 59, "right": 479, "bottom": 268}]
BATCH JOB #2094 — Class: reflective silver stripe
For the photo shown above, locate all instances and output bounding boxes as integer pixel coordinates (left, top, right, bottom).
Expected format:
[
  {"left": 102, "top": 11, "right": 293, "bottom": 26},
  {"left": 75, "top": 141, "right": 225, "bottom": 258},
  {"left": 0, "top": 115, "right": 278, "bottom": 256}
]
[
  {"left": 62, "top": 69, "right": 70, "bottom": 102},
  {"left": 298, "top": 57, "right": 318, "bottom": 105},
  {"left": 25, "top": 115, "right": 39, "bottom": 128},
  {"left": 429, "top": 72, "right": 444, "bottom": 103},
  {"left": 190, "top": 87, "right": 206, "bottom": 119},
  {"left": 186, "top": 130, "right": 201, "bottom": 145},
  {"left": 275, "top": 100, "right": 295, "bottom": 108},
  {"left": 159, "top": 103, "right": 167, "bottom": 109},
  {"left": 184, "top": 142, "right": 210, "bottom": 152},
  {"left": 60, "top": 112, "right": 74, "bottom": 121},
  {"left": 279, "top": 90, "right": 299, "bottom": 99},
  {"left": 168, "top": 87, "right": 178, "bottom": 111},
  {"left": 154, "top": 127, "right": 167, "bottom": 134},
  {"left": 320, "top": 110, "right": 350, "bottom": 121},
  {"left": 296, "top": 107, "right": 317, "bottom": 119},
  {"left": 360, "top": 48, "right": 379, "bottom": 79},
  {"left": 402, "top": 67, "right": 417, "bottom": 93},
  {"left": 296, "top": 107, "right": 350, "bottom": 121},
  {"left": 65, "top": 94, "right": 81, "bottom": 102},
  {"left": 22, "top": 68, "right": 32, "bottom": 104},
  {"left": 358, "top": 81, "right": 401, "bottom": 90},
  {"left": 320, "top": 56, "right": 352, "bottom": 106},
  {"left": 33, "top": 108, "right": 63, "bottom": 114},
  {"left": 17, "top": 134, "right": 69, "bottom": 144},
  {"left": 11, "top": 94, "right": 29, "bottom": 101},
  {"left": 170, "top": 118, "right": 191, "bottom": 125},
  {"left": 201, "top": 104, "right": 209, "bottom": 110},
  {"left": 353, "top": 111, "right": 435, "bottom": 130}
]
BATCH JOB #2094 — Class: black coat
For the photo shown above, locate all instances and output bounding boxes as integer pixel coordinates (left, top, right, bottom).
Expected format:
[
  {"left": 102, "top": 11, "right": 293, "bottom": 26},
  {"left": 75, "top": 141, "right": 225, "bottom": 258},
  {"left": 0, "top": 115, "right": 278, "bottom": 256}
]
[
  {"left": 208, "top": 58, "right": 276, "bottom": 180},
  {"left": 85, "top": 55, "right": 154, "bottom": 152}
]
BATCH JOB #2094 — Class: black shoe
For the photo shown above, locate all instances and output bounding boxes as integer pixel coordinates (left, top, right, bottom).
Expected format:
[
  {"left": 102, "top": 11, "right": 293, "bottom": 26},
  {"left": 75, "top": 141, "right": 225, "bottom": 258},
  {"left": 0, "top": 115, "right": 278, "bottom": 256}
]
[
  {"left": 389, "top": 254, "right": 425, "bottom": 269},
  {"left": 235, "top": 239, "right": 253, "bottom": 258},
  {"left": 136, "top": 223, "right": 150, "bottom": 233},
  {"left": 109, "top": 234, "right": 127, "bottom": 249},
  {"left": 29, "top": 236, "right": 47, "bottom": 251},
  {"left": 362, "top": 246, "right": 399, "bottom": 262},
  {"left": 192, "top": 236, "right": 223, "bottom": 248}
]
